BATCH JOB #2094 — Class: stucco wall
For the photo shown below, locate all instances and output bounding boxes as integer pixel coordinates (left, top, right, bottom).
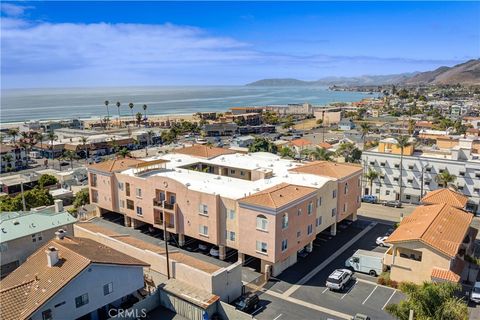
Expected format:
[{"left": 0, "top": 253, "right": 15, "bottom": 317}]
[{"left": 336, "top": 173, "right": 362, "bottom": 222}]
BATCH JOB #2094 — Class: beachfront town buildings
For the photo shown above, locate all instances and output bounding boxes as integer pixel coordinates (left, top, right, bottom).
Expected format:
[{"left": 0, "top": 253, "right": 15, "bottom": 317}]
[
  {"left": 362, "top": 137, "right": 480, "bottom": 214},
  {"left": 87, "top": 145, "right": 362, "bottom": 276},
  {"left": 0, "top": 233, "right": 148, "bottom": 320},
  {"left": 0, "top": 200, "right": 76, "bottom": 278},
  {"left": 0, "top": 144, "right": 28, "bottom": 173}
]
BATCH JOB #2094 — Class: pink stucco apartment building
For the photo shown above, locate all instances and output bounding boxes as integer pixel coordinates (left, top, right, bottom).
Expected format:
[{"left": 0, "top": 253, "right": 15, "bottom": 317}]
[{"left": 87, "top": 145, "right": 362, "bottom": 276}]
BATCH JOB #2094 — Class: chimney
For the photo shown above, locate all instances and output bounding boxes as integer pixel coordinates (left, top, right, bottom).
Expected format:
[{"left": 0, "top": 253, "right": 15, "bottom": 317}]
[
  {"left": 46, "top": 247, "right": 59, "bottom": 267},
  {"left": 54, "top": 199, "right": 63, "bottom": 213},
  {"left": 55, "top": 229, "right": 66, "bottom": 240}
]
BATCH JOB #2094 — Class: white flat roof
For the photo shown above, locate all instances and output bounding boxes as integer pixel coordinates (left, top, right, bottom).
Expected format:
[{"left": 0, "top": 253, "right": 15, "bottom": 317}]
[{"left": 122, "top": 152, "right": 332, "bottom": 199}]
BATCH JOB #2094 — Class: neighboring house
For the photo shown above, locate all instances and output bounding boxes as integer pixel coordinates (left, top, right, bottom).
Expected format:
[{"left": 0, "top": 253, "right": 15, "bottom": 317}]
[
  {"left": 202, "top": 122, "right": 238, "bottom": 136},
  {"left": 0, "top": 200, "right": 76, "bottom": 278},
  {"left": 0, "top": 234, "right": 148, "bottom": 320},
  {"left": 0, "top": 144, "right": 28, "bottom": 173},
  {"left": 384, "top": 199, "right": 476, "bottom": 284},
  {"left": 0, "top": 172, "right": 40, "bottom": 196},
  {"left": 338, "top": 118, "right": 355, "bottom": 131},
  {"left": 289, "top": 138, "right": 314, "bottom": 155},
  {"left": 86, "top": 145, "right": 362, "bottom": 276},
  {"left": 362, "top": 137, "right": 480, "bottom": 214},
  {"left": 231, "top": 135, "right": 255, "bottom": 148}
]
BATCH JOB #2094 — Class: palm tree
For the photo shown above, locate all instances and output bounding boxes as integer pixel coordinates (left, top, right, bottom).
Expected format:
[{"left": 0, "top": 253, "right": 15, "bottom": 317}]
[
  {"left": 304, "top": 147, "right": 334, "bottom": 161},
  {"left": 35, "top": 132, "right": 44, "bottom": 152},
  {"left": 407, "top": 119, "right": 416, "bottom": 135},
  {"left": 335, "top": 142, "right": 362, "bottom": 163},
  {"left": 386, "top": 282, "right": 468, "bottom": 320},
  {"left": 116, "top": 101, "right": 121, "bottom": 127},
  {"left": 129, "top": 102, "right": 134, "bottom": 124},
  {"left": 279, "top": 146, "right": 294, "bottom": 158},
  {"left": 46, "top": 132, "right": 58, "bottom": 163},
  {"left": 395, "top": 135, "right": 412, "bottom": 202},
  {"left": 145, "top": 130, "right": 155, "bottom": 156},
  {"left": 364, "top": 168, "right": 379, "bottom": 195},
  {"left": 104, "top": 100, "right": 110, "bottom": 127},
  {"left": 79, "top": 136, "right": 89, "bottom": 162},
  {"left": 135, "top": 112, "right": 143, "bottom": 127},
  {"left": 436, "top": 170, "right": 457, "bottom": 188},
  {"left": 63, "top": 150, "right": 77, "bottom": 170},
  {"left": 8, "top": 128, "right": 19, "bottom": 144},
  {"left": 116, "top": 147, "right": 131, "bottom": 158},
  {"left": 360, "top": 123, "right": 371, "bottom": 150},
  {"left": 142, "top": 104, "right": 148, "bottom": 125}
]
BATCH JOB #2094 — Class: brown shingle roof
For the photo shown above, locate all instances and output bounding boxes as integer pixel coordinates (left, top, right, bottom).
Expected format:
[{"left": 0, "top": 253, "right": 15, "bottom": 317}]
[
  {"left": 386, "top": 204, "right": 473, "bottom": 257},
  {"left": 88, "top": 158, "right": 144, "bottom": 173},
  {"left": 431, "top": 267, "right": 461, "bottom": 282},
  {"left": 239, "top": 183, "right": 317, "bottom": 209},
  {"left": 421, "top": 188, "right": 468, "bottom": 209},
  {"left": 173, "top": 144, "right": 235, "bottom": 159},
  {"left": 289, "top": 161, "right": 362, "bottom": 179},
  {"left": 0, "top": 237, "right": 148, "bottom": 320}
]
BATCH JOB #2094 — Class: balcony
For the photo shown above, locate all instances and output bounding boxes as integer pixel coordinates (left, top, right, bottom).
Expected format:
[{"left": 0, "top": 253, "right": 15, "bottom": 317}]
[
  {"left": 152, "top": 199, "right": 175, "bottom": 210},
  {"left": 153, "top": 209, "right": 175, "bottom": 229}
]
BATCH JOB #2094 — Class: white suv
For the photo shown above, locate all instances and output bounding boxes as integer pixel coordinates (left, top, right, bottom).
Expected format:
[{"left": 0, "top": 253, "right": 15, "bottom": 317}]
[{"left": 326, "top": 269, "right": 353, "bottom": 291}]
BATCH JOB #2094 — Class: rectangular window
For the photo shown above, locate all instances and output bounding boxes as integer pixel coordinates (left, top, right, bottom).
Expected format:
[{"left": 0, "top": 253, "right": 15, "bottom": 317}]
[
  {"left": 240, "top": 171, "right": 245, "bottom": 176},
  {"left": 386, "top": 190, "right": 390, "bottom": 195},
  {"left": 75, "top": 293, "right": 89, "bottom": 308},
  {"left": 375, "top": 188, "right": 380, "bottom": 193},
  {"left": 136, "top": 206, "right": 143, "bottom": 216},
  {"left": 256, "top": 241, "right": 267, "bottom": 254},
  {"left": 307, "top": 202, "right": 313, "bottom": 215},
  {"left": 332, "top": 190, "right": 337, "bottom": 199},
  {"left": 458, "top": 186, "right": 464, "bottom": 191},
  {"left": 32, "top": 233, "right": 43, "bottom": 243},
  {"left": 297, "top": 231, "right": 301, "bottom": 238},
  {"left": 135, "top": 188, "right": 142, "bottom": 198},
  {"left": 459, "top": 171, "right": 465, "bottom": 176},
  {"left": 119, "top": 200, "right": 125, "bottom": 208},
  {"left": 476, "top": 173, "right": 480, "bottom": 178},
  {"left": 103, "top": 282, "right": 113, "bottom": 295},
  {"left": 344, "top": 184, "right": 348, "bottom": 194},
  {"left": 425, "top": 181, "right": 430, "bottom": 186},
  {"left": 394, "top": 164, "right": 400, "bottom": 168},
  {"left": 229, "top": 231, "right": 236, "bottom": 241},
  {"left": 229, "top": 209, "right": 235, "bottom": 220},
  {"left": 91, "top": 174, "right": 97, "bottom": 187},
  {"left": 230, "top": 169, "right": 236, "bottom": 174},
  {"left": 126, "top": 199, "right": 134, "bottom": 210},
  {"left": 406, "top": 195, "right": 411, "bottom": 200},
  {"left": 126, "top": 183, "right": 130, "bottom": 196},
  {"left": 380, "top": 162, "right": 386, "bottom": 167},
  {"left": 316, "top": 216, "right": 322, "bottom": 226},
  {"left": 474, "top": 188, "right": 480, "bottom": 193},
  {"left": 281, "top": 239, "right": 288, "bottom": 251},
  {"left": 331, "top": 208, "right": 337, "bottom": 217},
  {"left": 91, "top": 190, "right": 98, "bottom": 203},
  {"left": 0, "top": 243, "right": 7, "bottom": 252},
  {"left": 317, "top": 197, "right": 322, "bottom": 207},
  {"left": 257, "top": 217, "right": 268, "bottom": 231},
  {"left": 393, "top": 177, "right": 399, "bottom": 182},
  {"left": 307, "top": 224, "right": 313, "bottom": 235},
  {"left": 199, "top": 225, "right": 208, "bottom": 236},
  {"left": 42, "top": 309, "right": 53, "bottom": 320},
  {"left": 343, "top": 203, "right": 347, "bottom": 213},
  {"left": 369, "top": 161, "right": 375, "bottom": 165},
  {"left": 407, "top": 179, "right": 413, "bottom": 184},
  {"left": 408, "top": 165, "right": 414, "bottom": 169},
  {"left": 199, "top": 204, "right": 208, "bottom": 215},
  {"left": 297, "top": 208, "right": 302, "bottom": 216},
  {"left": 118, "top": 182, "right": 124, "bottom": 191},
  {"left": 425, "top": 167, "right": 431, "bottom": 172}
]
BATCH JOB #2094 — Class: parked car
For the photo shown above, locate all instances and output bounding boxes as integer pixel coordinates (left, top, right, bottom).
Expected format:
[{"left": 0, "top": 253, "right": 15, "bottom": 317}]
[
  {"left": 345, "top": 249, "right": 384, "bottom": 277},
  {"left": 198, "top": 243, "right": 208, "bottom": 251},
  {"left": 383, "top": 200, "right": 402, "bottom": 208},
  {"left": 361, "top": 195, "right": 378, "bottom": 203},
  {"left": 352, "top": 314, "right": 371, "bottom": 320},
  {"left": 94, "top": 157, "right": 102, "bottom": 163},
  {"left": 376, "top": 236, "right": 392, "bottom": 248},
  {"left": 326, "top": 269, "right": 353, "bottom": 291},
  {"left": 470, "top": 282, "right": 480, "bottom": 303},
  {"left": 209, "top": 247, "right": 219, "bottom": 257},
  {"left": 234, "top": 293, "right": 260, "bottom": 313}
]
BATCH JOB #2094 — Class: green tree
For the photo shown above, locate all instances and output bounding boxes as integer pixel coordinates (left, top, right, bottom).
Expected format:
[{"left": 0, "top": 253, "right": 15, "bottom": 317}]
[
  {"left": 407, "top": 119, "right": 416, "bottom": 135},
  {"left": 142, "top": 104, "right": 148, "bottom": 124},
  {"left": 278, "top": 146, "right": 294, "bottom": 158},
  {"left": 161, "top": 130, "right": 177, "bottom": 145},
  {"left": 80, "top": 136, "right": 89, "bottom": 162},
  {"left": 73, "top": 188, "right": 90, "bottom": 208},
  {"left": 62, "top": 150, "right": 78, "bottom": 170},
  {"left": 335, "top": 142, "right": 362, "bottom": 163},
  {"left": 365, "top": 167, "right": 379, "bottom": 195},
  {"left": 0, "top": 187, "right": 55, "bottom": 211},
  {"left": 46, "top": 132, "right": 58, "bottom": 161},
  {"left": 2, "top": 154, "right": 13, "bottom": 172},
  {"left": 116, "top": 101, "right": 121, "bottom": 127},
  {"left": 398, "top": 88, "right": 409, "bottom": 99},
  {"left": 395, "top": 135, "right": 412, "bottom": 202},
  {"left": 262, "top": 111, "right": 279, "bottom": 125},
  {"left": 436, "top": 170, "right": 456, "bottom": 188},
  {"left": 7, "top": 128, "right": 19, "bottom": 144},
  {"left": 360, "top": 123, "right": 371, "bottom": 150},
  {"left": 282, "top": 116, "right": 295, "bottom": 129},
  {"left": 136, "top": 112, "right": 143, "bottom": 126},
  {"left": 248, "top": 138, "right": 278, "bottom": 154},
  {"left": 104, "top": 100, "right": 110, "bottom": 127},
  {"left": 39, "top": 174, "right": 58, "bottom": 188},
  {"left": 145, "top": 130, "right": 155, "bottom": 156},
  {"left": 303, "top": 147, "right": 334, "bottom": 161},
  {"left": 386, "top": 282, "right": 468, "bottom": 320},
  {"left": 117, "top": 147, "right": 131, "bottom": 158},
  {"left": 129, "top": 102, "right": 134, "bottom": 123}
]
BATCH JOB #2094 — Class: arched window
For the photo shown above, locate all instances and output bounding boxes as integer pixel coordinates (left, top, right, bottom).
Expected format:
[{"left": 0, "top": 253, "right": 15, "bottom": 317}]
[
  {"left": 256, "top": 215, "right": 268, "bottom": 231},
  {"left": 281, "top": 213, "right": 289, "bottom": 229}
]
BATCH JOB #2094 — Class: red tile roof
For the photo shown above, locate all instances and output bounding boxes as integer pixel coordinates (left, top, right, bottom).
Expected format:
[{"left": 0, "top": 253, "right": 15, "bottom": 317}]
[{"left": 431, "top": 267, "right": 461, "bottom": 282}]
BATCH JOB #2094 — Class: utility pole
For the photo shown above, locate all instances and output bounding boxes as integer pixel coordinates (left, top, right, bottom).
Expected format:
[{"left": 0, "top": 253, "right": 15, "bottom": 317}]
[
  {"left": 321, "top": 111, "right": 325, "bottom": 142},
  {"left": 162, "top": 200, "right": 170, "bottom": 280},
  {"left": 20, "top": 180, "right": 26, "bottom": 211}
]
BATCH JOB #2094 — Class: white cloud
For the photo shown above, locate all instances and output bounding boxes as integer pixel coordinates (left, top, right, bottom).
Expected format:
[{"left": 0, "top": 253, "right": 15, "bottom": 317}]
[{"left": 1, "top": 3, "right": 33, "bottom": 17}]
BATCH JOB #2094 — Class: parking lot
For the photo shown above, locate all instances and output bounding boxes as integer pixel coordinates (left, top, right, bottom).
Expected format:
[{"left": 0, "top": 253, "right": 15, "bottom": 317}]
[{"left": 252, "top": 220, "right": 404, "bottom": 320}]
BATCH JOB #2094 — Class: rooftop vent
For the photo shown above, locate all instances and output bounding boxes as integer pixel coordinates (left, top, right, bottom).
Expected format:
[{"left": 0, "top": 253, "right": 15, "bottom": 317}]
[
  {"left": 45, "top": 247, "right": 59, "bottom": 268},
  {"left": 55, "top": 229, "right": 66, "bottom": 240},
  {"left": 13, "top": 221, "right": 19, "bottom": 225}
]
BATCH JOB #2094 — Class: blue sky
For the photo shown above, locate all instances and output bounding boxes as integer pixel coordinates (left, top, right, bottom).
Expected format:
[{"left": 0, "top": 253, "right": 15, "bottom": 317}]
[{"left": 1, "top": 1, "right": 479, "bottom": 88}]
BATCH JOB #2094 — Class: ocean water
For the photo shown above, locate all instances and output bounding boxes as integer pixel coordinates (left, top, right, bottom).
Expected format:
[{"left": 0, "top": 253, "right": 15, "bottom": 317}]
[{"left": 0, "top": 86, "right": 371, "bottom": 124}]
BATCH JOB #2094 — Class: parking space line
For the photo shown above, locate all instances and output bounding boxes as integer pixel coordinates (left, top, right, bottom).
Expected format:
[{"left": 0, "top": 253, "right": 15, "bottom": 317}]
[
  {"left": 341, "top": 280, "right": 357, "bottom": 299},
  {"left": 322, "top": 287, "right": 329, "bottom": 294},
  {"left": 273, "top": 314, "right": 283, "bottom": 320},
  {"left": 382, "top": 291, "right": 397, "bottom": 310},
  {"left": 251, "top": 306, "right": 263, "bottom": 315},
  {"left": 356, "top": 277, "right": 398, "bottom": 291},
  {"left": 362, "top": 285, "right": 378, "bottom": 305},
  {"left": 280, "top": 222, "right": 377, "bottom": 298}
]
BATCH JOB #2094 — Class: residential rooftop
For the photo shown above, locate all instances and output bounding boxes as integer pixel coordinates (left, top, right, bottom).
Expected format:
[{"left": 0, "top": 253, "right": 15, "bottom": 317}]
[{"left": 421, "top": 188, "right": 468, "bottom": 208}]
